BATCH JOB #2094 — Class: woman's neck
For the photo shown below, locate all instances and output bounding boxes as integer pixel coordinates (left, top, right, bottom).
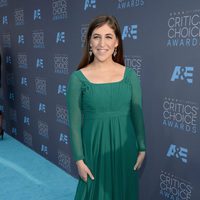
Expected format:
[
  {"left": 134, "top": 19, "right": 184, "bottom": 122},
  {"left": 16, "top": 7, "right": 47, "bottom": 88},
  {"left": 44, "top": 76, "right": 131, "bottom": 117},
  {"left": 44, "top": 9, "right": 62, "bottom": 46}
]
[{"left": 91, "top": 59, "right": 116, "bottom": 71}]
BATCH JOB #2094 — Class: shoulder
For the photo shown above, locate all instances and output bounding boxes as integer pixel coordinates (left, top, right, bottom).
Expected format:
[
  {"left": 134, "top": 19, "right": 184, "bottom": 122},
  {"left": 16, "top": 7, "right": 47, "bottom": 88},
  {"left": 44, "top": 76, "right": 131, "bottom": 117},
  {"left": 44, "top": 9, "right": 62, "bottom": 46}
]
[
  {"left": 68, "top": 70, "right": 81, "bottom": 83},
  {"left": 70, "top": 70, "right": 79, "bottom": 76},
  {"left": 126, "top": 67, "right": 140, "bottom": 84},
  {"left": 126, "top": 67, "right": 137, "bottom": 77}
]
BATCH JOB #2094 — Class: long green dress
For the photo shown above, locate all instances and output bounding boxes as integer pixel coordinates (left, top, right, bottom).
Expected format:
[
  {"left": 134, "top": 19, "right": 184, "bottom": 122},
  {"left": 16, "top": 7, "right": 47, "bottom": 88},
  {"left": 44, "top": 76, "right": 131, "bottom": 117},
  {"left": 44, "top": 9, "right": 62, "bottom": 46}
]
[{"left": 66, "top": 66, "right": 146, "bottom": 200}]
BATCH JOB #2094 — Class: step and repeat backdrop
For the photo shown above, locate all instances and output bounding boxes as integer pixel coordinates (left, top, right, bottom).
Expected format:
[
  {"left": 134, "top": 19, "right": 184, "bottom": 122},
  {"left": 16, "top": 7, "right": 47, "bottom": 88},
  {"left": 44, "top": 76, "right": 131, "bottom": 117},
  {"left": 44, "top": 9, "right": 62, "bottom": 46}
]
[{"left": 0, "top": 0, "right": 200, "bottom": 199}]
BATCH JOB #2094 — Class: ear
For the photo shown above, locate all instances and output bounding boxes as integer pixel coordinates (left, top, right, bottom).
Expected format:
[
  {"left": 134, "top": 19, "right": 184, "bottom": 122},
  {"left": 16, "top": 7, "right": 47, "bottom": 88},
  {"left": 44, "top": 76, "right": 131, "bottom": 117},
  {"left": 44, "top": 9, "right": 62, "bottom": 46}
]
[{"left": 115, "top": 38, "right": 119, "bottom": 48}]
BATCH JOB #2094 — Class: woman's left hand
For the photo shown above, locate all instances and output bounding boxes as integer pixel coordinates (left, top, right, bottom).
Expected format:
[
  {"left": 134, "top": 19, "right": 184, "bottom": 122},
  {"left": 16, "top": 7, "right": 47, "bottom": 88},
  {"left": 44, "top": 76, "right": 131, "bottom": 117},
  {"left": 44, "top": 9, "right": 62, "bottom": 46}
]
[{"left": 133, "top": 151, "right": 146, "bottom": 171}]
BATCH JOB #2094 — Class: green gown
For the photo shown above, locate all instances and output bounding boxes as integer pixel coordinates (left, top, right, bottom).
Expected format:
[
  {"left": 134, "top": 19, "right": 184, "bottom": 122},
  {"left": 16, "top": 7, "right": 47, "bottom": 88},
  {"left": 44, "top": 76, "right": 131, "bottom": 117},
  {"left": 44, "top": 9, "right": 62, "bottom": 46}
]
[{"left": 66, "top": 67, "right": 146, "bottom": 200}]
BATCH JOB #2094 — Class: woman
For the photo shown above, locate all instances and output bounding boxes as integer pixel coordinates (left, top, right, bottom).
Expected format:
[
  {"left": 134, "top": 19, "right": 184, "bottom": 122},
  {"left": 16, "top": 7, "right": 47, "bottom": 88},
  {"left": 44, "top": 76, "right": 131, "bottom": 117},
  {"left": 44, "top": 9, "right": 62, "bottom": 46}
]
[{"left": 67, "top": 15, "right": 146, "bottom": 200}]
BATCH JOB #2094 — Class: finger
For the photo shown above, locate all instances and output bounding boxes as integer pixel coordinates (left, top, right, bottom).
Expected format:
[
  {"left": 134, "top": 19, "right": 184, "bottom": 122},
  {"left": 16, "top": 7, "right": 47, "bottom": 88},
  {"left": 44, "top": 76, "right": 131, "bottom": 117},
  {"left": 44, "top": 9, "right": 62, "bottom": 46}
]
[
  {"left": 87, "top": 169, "right": 95, "bottom": 180},
  {"left": 134, "top": 161, "right": 140, "bottom": 170},
  {"left": 133, "top": 163, "right": 138, "bottom": 170},
  {"left": 81, "top": 174, "right": 88, "bottom": 182},
  {"left": 79, "top": 169, "right": 88, "bottom": 182},
  {"left": 137, "top": 163, "right": 141, "bottom": 169}
]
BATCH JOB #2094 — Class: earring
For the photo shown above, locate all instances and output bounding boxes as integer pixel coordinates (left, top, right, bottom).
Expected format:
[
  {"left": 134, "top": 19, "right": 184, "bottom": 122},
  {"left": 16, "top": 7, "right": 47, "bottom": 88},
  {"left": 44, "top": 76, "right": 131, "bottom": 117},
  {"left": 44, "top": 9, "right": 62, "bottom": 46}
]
[
  {"left": 113, "top": 48, "right": 117, "bottom": 57},
  {"left": 89, "top": 48, "right": 93, "bottom": 56}
]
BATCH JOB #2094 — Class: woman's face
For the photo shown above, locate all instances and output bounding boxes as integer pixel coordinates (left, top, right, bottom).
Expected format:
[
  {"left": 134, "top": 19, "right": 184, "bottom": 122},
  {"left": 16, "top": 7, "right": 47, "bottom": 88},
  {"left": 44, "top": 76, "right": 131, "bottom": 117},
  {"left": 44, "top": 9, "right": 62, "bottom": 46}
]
[{"left": 90, "top": 23, "right": 118, "bottom": 63}]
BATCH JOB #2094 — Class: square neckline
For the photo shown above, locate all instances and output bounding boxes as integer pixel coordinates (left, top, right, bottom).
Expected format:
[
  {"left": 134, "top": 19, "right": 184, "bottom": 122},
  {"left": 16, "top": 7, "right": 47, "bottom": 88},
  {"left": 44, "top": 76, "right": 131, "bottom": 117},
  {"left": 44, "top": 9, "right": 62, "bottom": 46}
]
[{"left": 78, "top": 67, "right": 127, "bottom": 85}]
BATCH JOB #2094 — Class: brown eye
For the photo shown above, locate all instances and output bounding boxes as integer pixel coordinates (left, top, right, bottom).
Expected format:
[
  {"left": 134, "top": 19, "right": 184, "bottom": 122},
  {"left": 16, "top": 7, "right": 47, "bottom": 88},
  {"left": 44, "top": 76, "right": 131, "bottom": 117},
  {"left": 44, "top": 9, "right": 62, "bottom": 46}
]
[{"left": 93, "top": 35, "right": 100, "bottom": 39}]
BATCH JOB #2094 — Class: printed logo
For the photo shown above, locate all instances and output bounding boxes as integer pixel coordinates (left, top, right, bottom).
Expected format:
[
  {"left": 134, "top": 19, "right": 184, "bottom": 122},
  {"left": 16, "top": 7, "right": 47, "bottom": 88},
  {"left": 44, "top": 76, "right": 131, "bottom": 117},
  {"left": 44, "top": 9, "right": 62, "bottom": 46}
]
[
  {"left": 14, "top": 9, "right": 24, "bottom": 25},
  {"left": 167, "top": 10, "right": 200, "bottom": 47},
  {"left": 81, "top": 24, "right": 88, "bottom": 47},
  {"left": 2, "top": 16, "right": 8, "bottom": 24},
  {"left": 166, "top": 144, "right": 188, "bottom": 163},
  {"left": 36, "top": 58, "right": 44, "bottom": 68},
  {"left": 57, "top": 84, "right": 66, "bottom": 96},
  {"left": 32, "top": 30, "right": 45, "bottom": 48},
  {"left": 17, "top": 54, "right": 28, "bottom": 69},
  {"left": 23, "top": 131, "right": 32, "bottom": 147},
  {"left": 84, "top": 0, "right": 96, "bottom": 10},
  {"left": 52, "top": 0, "right": 67, "bottom": 20},
  {"left": 6, "top": 55, "right": 12, "bottom": 64},
  {"left": 9, "top": 92, "right": 15, "bottom": 101},
  {"left": 2, "top": 33, "right": 11, "bottom": 47},
  {"left": 124, "top": 55, "right": 143, "bottom": 77},
  {"left": 171, "top": 66, "right": 194, "bottom": 84},
  {"left": 38, "top": 120, "right": 48, "bottom": 138},
  {"left": 56, "top": 32, "right": 65, "bottom": 43},
  {"left": 162, "top": 97, "right": 199, "bottom": 134},
  {"left": 21, "top": 77, "right": 28, "bottom": 86},
  {"left": 41, "top": 144, "right": 48, "bottom": 155},
  {"left": 33, "top": 9, "right": 41, "bottom": 20},
  {"left": 160, "top": 170, "right": 192, "bottom": 199},
  {"left": 23, "top": 116, "right": 30, "bottom": 126},
  {"left": 0, "top": 0, "right": 8, "bottom": 7},
  {"left": 54, "top": 54, "right": 68, "bottom": 74},
  {"left": 38, "top": 103, "right": 46, "bottom": 113},
  {"left": 56, "top": 105, "right": 67, "bottom": 125},
  {"left": 21, "top": 94, "right": 30, "bottom": 110},
  {"left": 59, "top": 133, "right": 68, "bottom": 144},
  {"left": 18, "top": 34, "right": 25, "bottom": 44},
  {"left": 122, "top": 25, "right": 138, "bottom": 40},
  {"left": 58, "top": 150, "right": 71, "bottom": 172},
  {"left": 35, "top": 77, "right": 47, "bottom": 95},
  {"left": 12, "top": 127, "right": 17, "bottom": 135},
  {"left": 117, "top": 0, "right": 144, "bottom": 9}
]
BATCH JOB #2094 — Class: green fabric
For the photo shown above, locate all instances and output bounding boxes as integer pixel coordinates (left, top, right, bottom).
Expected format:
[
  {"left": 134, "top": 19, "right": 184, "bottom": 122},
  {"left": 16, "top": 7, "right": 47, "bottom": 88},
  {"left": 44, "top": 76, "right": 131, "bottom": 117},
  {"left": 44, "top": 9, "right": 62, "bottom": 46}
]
[{"left": 66, "top": 67, "right": 146, "bottom": 200}]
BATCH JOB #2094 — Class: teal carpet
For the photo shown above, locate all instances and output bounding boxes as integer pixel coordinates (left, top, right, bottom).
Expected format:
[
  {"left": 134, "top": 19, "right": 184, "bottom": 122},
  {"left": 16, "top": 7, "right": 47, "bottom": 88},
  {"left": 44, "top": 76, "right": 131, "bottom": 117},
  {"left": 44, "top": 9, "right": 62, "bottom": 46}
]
[{"left": 0, "top": 133, "right": 78, "bottom": 200}]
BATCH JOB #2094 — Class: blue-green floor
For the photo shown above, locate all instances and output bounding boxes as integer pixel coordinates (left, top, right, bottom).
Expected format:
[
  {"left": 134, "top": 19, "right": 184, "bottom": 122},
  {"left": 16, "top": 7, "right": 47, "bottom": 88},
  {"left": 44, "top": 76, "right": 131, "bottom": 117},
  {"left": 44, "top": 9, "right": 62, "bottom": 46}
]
[{"left": 0, "top": 133, "right": 78, "bottom": 200}]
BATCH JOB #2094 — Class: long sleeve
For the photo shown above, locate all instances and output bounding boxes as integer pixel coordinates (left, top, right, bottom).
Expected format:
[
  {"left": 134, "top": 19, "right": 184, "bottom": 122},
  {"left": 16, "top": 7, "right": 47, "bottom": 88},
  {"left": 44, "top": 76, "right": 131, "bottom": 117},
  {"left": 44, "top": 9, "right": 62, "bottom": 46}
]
[
  {"left": 66, "top": 72, "right": 84, "bottom": 162},
  {"left": 130, "top": 69, "right": 146, "bottom": 152}
]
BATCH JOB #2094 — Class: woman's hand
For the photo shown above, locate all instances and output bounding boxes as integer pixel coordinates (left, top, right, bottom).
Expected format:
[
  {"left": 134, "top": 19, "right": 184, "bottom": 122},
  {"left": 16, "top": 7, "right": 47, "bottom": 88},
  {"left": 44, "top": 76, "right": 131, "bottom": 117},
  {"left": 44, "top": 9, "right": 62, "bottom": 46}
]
[
  {"left": 133, "top": 151, "right": 146, "bottom": 171},
  {"left": 76, "top": 160, "right": 95, "bottom": 182}
]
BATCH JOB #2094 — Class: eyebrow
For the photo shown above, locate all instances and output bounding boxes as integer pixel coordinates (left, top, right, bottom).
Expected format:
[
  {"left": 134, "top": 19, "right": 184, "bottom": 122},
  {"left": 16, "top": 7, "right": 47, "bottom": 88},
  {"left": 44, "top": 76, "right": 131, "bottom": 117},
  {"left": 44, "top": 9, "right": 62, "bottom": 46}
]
[{"left": 92, "top": 33, "right": 114, "bottom": 36}]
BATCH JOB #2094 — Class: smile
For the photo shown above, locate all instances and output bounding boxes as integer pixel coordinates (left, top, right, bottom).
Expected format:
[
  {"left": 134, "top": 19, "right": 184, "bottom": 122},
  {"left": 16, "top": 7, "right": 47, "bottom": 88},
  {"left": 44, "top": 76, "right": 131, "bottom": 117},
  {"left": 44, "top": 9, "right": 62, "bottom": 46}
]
[{"left": 97, "top": 49, "right": 108, "bottom": 52}]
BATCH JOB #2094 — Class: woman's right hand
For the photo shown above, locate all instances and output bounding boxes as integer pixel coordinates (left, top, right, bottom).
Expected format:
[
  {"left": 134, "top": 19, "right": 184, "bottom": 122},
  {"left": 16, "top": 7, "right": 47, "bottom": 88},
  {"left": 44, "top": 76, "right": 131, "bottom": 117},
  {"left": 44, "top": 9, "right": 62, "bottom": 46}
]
[{"left": 76, "top": 160, "right": 95, "bottom": 182}]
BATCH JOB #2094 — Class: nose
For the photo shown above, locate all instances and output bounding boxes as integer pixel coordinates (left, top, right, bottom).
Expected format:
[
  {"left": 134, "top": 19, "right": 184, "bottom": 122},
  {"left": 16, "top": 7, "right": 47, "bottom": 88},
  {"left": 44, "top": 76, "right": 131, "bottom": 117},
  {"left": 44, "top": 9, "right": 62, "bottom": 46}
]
[{"left": 99, "top": 38, "right": 105, "bottom": 47}]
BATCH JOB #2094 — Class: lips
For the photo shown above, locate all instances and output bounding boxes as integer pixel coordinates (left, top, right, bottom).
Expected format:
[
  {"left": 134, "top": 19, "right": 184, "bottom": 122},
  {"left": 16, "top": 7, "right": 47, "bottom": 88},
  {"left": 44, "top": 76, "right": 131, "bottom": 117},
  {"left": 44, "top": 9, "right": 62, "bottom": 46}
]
[{"left": 97, "top": 49, "right": 108, "bottom": 53}]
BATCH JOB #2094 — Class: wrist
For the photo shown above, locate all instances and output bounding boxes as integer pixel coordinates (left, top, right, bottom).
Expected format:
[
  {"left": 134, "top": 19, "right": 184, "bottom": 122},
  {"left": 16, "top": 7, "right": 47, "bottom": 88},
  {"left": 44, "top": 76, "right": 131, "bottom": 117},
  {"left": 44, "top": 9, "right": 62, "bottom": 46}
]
[{"left": 76, "top": 160, "right": 84, "bottom": 165}]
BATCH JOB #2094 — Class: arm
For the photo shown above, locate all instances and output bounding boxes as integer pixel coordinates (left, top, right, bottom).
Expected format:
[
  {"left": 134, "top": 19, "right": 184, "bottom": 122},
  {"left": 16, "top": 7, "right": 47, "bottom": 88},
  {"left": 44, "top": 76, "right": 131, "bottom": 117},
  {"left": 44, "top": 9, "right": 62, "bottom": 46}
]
[
  {"left": 66, "top": 72, "right": 84, "bottom": 162},
  {"left": 66, "top": 72, "right": 94, "bottom": 181},
  {"left": 130, "top": 69, "right": 146, "bottom": 152},
  {"left": 129, "top": 69, "right": 146, "bottom": 170}
]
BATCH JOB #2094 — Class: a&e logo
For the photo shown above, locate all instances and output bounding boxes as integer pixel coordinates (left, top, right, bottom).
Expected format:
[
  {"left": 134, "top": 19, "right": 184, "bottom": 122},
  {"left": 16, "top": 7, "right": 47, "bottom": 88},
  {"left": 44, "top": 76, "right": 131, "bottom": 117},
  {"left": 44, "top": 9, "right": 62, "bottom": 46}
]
[
  {"left": 2, "top": 16, "right": 8, "bottom": 24},
  {"left": 58, "top": 84, "right": 66, "bottom": 96},
  {"left": 59, "top": 133, "right": 68, "bottom": 144},
  {"left": 171, "top": 66, "right": 194, "bottom": 84},
  {"left": 41, "top": 144, "right": 48, "bottom": 155},
  {"left": 56, "top": 32, "right": 65, "bottom": 43},
  {"left": 166, "top": 144, "right": 188, "bottom": 163},
  {"left": 18, "top": 34, "right": 25, "bottom": 44},
  {"left": 39, "top": 103, "right": 46, "bottom": 113},
  {"left": 122, "top": 25, "right": 138, "bottom": 40},
  {"left": 21, "top": 77, "right": 28, "bottom": 86},
  {"left": 84, "top": 0, "right": 96, "bottom": 10},
  {"left": 36, "top": 58, "right": 44, "bottom": 68},
  {"left": 12, "top": 127, "right": 17, "bottom": 135},
  {"left": 33, "top": 9, "right": 41, "bottom": 20},
  {"left": 6, "top": 55, "right": 11, "bottom": 64},
  {"left": 24, "top": 116, "right": 30, "bottom": 126}
]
